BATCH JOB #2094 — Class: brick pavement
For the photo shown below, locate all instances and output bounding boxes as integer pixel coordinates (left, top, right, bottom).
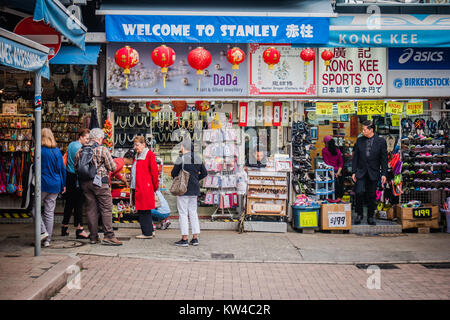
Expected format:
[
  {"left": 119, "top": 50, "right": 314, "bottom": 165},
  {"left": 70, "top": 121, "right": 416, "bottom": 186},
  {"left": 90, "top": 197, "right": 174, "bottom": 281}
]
[{"left": 52, "top": 255, "right": 450, "bottom": 300}]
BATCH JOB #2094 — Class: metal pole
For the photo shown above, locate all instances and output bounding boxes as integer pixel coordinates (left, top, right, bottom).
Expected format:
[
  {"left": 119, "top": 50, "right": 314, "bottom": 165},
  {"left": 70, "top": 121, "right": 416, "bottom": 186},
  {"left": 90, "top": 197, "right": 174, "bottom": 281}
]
[{"left": 34, "top": 73, "right": 42, "bottom": 256}]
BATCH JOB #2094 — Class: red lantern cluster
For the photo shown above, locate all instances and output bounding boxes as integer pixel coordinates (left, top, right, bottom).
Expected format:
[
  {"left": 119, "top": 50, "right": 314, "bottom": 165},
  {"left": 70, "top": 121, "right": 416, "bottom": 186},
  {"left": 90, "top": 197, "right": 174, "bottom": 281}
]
[
  {"left": 226, "top": 47, "right": 245, "bottom": 70},
  {"left": 152, "top": 45, "right": 176, "bottom": 88},
  {"left": 321, "top": 49, "right": 334, "bottom": 66},
  {"left": 114, "top": 46, "right": 139, "bottom": 89},
  {"left": 263, "top": 47, "right": 281, "bottom": 70},
  {"left": 300, "top": 48, "right": 315, "bottom": 65}
]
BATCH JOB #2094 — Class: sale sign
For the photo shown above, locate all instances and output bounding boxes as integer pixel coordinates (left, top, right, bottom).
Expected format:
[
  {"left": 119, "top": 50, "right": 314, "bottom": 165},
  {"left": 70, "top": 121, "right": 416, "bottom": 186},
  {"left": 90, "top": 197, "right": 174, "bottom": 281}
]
[
  {"left": 316, "top": 102, "right": 333, "bottom": 115},
  {"left": 318, "top": 47, "right": 387, "bottom": 97},
  {"left": 386, "top": 101, "right": 404, "bottom": 115},
  {"left": 337, "top": 101, "right": 354, "bottom": 115},
  {"left": 357, "top": 100, "right": 385, "bottom": 115},
  {"left": 406, "top": 102, "right": 423, "bottom": 115}
]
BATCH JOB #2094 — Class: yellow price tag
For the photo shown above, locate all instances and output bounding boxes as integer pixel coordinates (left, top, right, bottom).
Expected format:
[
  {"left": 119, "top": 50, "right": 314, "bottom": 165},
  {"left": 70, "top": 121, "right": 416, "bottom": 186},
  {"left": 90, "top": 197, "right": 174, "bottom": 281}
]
[
  {"left": 406, "top": 102, "right": 423, "bottom": 115},
  {"left": 300, "top": 211, "right": 318, "bottom": 227},
  {"left": 386, "top": 101, "right": 404, "bottom": 115},
  {"left": 392, "top": 115, "right": 400, "bottom": 127},
  {"left": 316, "top": 102, "right": 333, "bottom": 116},
  {"left": 337, "top": 101, "right": 354, "bottom": 115},
  {"left": 357, "top": 100, "right": 385, "bottom": 115}
]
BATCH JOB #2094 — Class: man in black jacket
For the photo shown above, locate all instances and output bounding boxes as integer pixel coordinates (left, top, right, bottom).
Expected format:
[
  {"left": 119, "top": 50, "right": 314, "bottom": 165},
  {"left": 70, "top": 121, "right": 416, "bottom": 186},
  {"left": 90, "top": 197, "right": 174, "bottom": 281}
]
[{"left": 352, "top": 121, "right": 388, "bottom": 225}]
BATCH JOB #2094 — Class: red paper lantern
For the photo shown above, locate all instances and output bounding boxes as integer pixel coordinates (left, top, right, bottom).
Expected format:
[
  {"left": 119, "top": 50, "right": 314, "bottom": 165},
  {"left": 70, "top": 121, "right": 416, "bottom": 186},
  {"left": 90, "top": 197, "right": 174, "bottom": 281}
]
[
  {"left": 152, "top": 45, "right": 176, "bottom": 88},
  {"left": 114, "top": 46, "right": 139, "bottom": 88},
  {"left": 226, "top": 47, "right": 245, "bottom": 70},
  {"left": 195, "top": 100, "right": 210, "bottom": 115},
  {"left": 263, "top": 47, "right": 281, "bottom": 70},
  {"left": 300, "top": 48, "right": 315, "bottom": 65},
  {"left": 146, "top": 101, "right": 161, "bottom": 116},
  {"left": 321, "top": 49, "right": 334, "bottom": 66},
  {"left": 188, "top": 47, "right": 212, "bottom": 91},
  {"left": 172, "top": 100, "right": 187, "bottom": 118}
]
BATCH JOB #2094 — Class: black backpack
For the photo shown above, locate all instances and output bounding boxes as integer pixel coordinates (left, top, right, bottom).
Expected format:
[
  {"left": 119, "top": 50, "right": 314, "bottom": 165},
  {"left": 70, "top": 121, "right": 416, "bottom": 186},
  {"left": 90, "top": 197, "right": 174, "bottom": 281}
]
[{"left": 77, "top": 143, "right": 99, "bottom": 181}]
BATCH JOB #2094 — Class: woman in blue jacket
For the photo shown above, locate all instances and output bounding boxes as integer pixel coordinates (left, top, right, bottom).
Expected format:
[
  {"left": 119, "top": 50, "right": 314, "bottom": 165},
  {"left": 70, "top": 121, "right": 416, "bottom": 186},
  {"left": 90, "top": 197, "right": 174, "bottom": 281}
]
[{"left": 32, "top": 128, "right": 66, "bottom": 247}]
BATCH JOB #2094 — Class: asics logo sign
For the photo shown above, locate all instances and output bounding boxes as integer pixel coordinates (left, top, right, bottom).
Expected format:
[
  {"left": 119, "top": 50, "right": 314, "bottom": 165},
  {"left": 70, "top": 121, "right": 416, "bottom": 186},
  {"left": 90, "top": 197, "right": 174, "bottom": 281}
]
[{"left": 398, "top": 48, "right": 444, "bottom": 64}]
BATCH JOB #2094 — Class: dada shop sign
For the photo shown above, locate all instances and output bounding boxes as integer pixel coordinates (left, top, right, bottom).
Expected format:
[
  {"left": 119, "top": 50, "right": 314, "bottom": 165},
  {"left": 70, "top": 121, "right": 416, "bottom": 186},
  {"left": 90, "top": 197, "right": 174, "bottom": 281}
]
[{"left": 105, "top": 15, "right": 329, "bottom": 44}]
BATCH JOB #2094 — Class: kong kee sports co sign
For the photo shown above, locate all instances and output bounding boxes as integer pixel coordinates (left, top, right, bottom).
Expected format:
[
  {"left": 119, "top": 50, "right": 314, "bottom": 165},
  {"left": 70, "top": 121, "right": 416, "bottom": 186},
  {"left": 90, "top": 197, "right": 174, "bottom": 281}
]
[
  {"left": 105, "top": 15, "right": 329, "bottom": 44},
  {"left": 318, "top": 47, "right": 386, "bottom": 97}
]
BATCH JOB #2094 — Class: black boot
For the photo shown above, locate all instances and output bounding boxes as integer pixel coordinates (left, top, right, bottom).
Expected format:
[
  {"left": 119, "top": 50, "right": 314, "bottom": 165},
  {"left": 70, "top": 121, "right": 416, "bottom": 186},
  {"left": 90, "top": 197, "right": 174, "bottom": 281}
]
[
  {"left": 354, "top": 215, "right": 363, "bottom": 225},
  {"left": 76, "top": 229, "right": 89, "bottom": 239},
  {"left": 61, "top": 226, "right": 69, "bottom": 236}
]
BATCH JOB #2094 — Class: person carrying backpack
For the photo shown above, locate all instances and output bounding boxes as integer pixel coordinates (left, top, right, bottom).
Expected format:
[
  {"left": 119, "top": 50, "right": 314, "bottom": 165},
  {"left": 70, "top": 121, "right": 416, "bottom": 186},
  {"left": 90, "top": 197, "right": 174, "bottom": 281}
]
[{"left": 74, "top": 128, "right": 122, "bottom": 246}]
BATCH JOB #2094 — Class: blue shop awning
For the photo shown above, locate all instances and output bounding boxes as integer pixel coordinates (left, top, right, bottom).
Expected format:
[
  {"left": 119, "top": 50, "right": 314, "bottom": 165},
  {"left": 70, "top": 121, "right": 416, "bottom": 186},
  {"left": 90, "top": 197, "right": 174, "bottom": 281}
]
[
  {"left": 50, "top": 45, "right": 100, "bottom": 65},
  {"left": 0, "top": 27, "right": 50, "bottom": 79},
  {"left": 98, "top": 0, "right": 334, "bottom": 44},
  {"left": 33, "top": 0, "right": 87, "bottom": 51},
  {"left": 328, "top": 14, "right": 450, "bottom": 47}
]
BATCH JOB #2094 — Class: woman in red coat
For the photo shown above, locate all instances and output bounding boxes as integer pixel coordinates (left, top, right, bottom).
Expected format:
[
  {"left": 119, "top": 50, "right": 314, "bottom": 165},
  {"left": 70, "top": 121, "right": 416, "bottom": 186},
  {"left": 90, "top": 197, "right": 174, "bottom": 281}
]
[{"left": 131, "top": 136, "right": 159, "bottom": 239}]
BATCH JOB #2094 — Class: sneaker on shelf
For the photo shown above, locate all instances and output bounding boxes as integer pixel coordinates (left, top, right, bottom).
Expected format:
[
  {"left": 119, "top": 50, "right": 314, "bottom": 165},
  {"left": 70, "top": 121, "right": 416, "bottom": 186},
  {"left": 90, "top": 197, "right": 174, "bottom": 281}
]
[{"left": 175, "top": 239, "right": 189, "bottom": 247}]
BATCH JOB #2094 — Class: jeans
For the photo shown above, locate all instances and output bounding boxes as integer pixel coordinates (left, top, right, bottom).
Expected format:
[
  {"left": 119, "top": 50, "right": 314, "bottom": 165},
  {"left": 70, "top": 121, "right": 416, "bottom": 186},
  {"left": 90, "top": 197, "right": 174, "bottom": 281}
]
[
  {"left": 177, "top": 196, "right": 200, "bottom": 236},
  {"left": 355, "top": 174, "right": 378, "bottom": 220},
  {"left": 138, "top": 210, "right": 153, "bottom": 236},
  {"left": 62, "top": 172, "right": 84, "bottom": 226},
  {"left": 151, "top": 209, "right": 169, "bottom": 222},
  {"left": 32, "top": 192, "right": 58, "bottom": 241}
]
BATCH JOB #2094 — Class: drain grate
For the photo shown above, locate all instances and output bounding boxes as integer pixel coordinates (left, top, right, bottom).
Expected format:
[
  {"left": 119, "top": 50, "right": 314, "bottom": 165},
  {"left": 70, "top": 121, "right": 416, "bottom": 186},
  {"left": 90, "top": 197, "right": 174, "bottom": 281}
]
[
  {"left": 355, "top": 264, "right": 399, "bottom": 270},
  {"left": 211, "top": 253, "right": 234, "bottom": 260},
  {"left": 421, "top": 263, "right": 450, "bottom": 269}
]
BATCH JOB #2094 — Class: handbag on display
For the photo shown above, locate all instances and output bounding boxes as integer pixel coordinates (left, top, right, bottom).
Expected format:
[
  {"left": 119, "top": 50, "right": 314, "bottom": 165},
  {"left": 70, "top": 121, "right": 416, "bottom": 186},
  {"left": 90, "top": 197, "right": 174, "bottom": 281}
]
[
  {"left": 0, "top": 159, "right": 7, "bottom": 194},
  {"left": 7, "top": 156, "right": 16, "bottom": 194},
  {"left": 170, "top": 157, "right": 190, "bottom": 196}
]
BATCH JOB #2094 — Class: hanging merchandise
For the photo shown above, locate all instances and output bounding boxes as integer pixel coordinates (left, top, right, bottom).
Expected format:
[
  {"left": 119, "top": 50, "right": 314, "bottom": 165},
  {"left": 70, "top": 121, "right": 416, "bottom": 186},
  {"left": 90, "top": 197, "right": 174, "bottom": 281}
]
[
  {"left": 151, "top": 45, "right": 176, "bottom": 88},
  {"left": 238, "top": 102, "right": 248, "bottom": 127},
  {"left": 7, "top": 156, "right": 16, "bottom": 194},
  {"left": 114, "top": 46, "right": 140, "bottom": 89},
  {"left": 103, "top": 118, "right": 113, "bottom": 152},
  {"left": 195, "top": 100, "right": 210, "bottom": 116},
  {"left": 226, "top": 47, "right": 245, "bottom": 79},
  {"left": 17, "top": 153, "right": 24, "bottom": 197},
  {"left": 146, "top": 101, "right": 162, "bottom": 116},
  {"left": 188, "top": 47, "right": 212, "bottom": 91},
  {"left": 320, "top": 49, "right": 334, "bottom": 66},
  {"left": 262, "top": 47, "right": 281, "bottom": 70},
  {"left": 300, "top": 48, "right": 315, "bottom": 65},
  {"left": 264, "top": 102, "right": 273, "bottom": 127},
  {"left": 172, "top": 100, "right": 187, "bottom": 125},
  {"left": 272, "top": 102, "right": 282, "bottom": 127},
  {"left": 0, "top": 158, "right": 6, "bottom": 194}
]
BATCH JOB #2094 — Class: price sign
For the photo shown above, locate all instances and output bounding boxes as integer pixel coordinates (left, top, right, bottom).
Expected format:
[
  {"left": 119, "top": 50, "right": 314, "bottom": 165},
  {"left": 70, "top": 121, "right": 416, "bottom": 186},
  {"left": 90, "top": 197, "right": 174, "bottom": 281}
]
[
  {"left": 392, "top": 115, "right": 401, "bottom": 127},
  {"left": 406, "top": 102, "right": 423, "bottom": 115},
  {"left": 357, "top": 100, "right": 385, "bottom": 115},
  {"left": 300, "top": 211, "right": 318, "bottom": 227},
  {"left": 316, "top": 102, "right": 333, "bottom": 116},
  {"left": 337, "top": 101, "right": 354, "bottom": 115},
  {"left": 386, "top": 101, "right": 404, "bottom": 115},
  {"left": 328, "top": 212, "right": 347, "bottom": 228},
  {"left": 413, "top": 207, "right": 432, "bottom": 219}
]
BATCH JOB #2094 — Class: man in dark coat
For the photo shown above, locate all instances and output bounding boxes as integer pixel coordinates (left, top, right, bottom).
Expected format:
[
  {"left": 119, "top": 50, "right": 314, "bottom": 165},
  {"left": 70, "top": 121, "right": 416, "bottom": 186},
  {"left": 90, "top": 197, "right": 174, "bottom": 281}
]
[{"left": 352, "top": 120, "right": 388, "bottom": 225}]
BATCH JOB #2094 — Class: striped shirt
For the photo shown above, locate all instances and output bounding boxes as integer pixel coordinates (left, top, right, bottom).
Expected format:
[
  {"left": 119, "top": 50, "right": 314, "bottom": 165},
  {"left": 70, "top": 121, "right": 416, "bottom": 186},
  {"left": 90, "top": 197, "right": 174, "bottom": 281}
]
[{"left": 75, "top": 143, "right": 116, "bottom": 179}]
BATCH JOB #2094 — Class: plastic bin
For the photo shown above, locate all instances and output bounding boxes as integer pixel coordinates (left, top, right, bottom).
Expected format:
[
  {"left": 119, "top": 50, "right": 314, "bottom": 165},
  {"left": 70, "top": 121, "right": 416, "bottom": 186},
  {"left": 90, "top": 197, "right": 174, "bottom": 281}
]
[{"left": 292, "top": 205, "right": 320, "bottom": 229}]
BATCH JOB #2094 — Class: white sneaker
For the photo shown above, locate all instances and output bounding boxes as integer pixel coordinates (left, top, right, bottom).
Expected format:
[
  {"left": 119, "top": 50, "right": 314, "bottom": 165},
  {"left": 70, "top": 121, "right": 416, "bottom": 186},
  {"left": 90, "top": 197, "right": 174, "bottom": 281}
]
[
  {"left": 40, "top": 232, "right": 48, "bottom": 242},
  {"left": 43, "top": 240, "right": 50, "bottom": 247}
]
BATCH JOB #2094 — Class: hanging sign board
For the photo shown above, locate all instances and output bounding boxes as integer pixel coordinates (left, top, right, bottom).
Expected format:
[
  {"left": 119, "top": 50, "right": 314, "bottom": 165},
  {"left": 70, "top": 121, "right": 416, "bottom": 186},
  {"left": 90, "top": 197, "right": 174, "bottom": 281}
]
[
  {"left": 386, "top": 101, "right": 404, "bottom": 115},
  {"left": 249, "top": 44, "right": 316, "bottom": 96},
  {"left": 318, "top": 47, "right": 387, "bottom": 97},
  {"left": 316, "top": 102, "right": 333, "bottom": 116},
  {"left": 337, "top": 101, "right": 354, "bottom": 115},
  {"left": 406, "top": 102, "right": 423, "bottom": 115},
  {"left": 357, "top": 100, "right": 385, "bottom": 115},
  {"left": 392, "top": 115, "right": 401, "bottom": 127}
]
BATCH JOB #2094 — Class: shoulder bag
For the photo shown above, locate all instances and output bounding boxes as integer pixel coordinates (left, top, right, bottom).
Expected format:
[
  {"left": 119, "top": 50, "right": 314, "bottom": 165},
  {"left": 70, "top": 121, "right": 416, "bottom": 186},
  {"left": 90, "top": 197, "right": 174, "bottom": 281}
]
[{"left": 170, "top": 157, "right": 190, "bottom": 196}]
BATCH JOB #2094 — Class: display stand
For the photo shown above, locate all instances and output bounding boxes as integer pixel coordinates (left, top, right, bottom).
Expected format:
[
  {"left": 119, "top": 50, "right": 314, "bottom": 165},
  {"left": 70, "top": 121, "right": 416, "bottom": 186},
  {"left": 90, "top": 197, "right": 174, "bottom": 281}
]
[
  {"left": 315, "top": 168, "right": 335, "bottom": 200},
  {"left": 246, "top": 169, "right": 288, "bottom": 222}
]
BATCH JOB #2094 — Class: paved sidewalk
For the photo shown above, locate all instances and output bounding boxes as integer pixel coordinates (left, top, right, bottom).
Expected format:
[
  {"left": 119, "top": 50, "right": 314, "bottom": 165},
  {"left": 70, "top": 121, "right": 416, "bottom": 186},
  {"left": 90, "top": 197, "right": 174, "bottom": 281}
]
[{"left": 52, "top": 255, "right": 450, "bottom": 300}]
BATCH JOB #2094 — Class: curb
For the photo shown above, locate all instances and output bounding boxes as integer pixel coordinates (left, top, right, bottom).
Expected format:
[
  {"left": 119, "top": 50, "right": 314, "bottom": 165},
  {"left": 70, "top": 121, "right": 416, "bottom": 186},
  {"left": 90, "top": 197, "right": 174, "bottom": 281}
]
[{"left": 13, "top": 255, "right": 82, "bottom": 300}]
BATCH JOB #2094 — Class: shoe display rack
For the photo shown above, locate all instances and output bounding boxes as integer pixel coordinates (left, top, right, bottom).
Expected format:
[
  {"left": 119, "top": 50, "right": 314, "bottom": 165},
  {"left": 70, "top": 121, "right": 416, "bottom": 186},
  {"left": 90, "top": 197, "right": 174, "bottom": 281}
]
[
  {"left": 291, "top": 121, "right": 314, "bottom": 195},
  {"left": 315, "top": 166, "right": 335, "bottom": 200},
  {"left": 246, "top": 169, "right": 288, "bottom": 221}
]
